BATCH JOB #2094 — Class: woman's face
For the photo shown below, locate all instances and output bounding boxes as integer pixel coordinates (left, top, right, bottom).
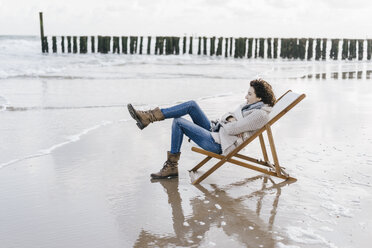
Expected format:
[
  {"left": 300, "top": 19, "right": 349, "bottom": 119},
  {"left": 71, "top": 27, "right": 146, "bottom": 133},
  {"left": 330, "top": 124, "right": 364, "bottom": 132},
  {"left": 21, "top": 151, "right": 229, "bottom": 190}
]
[{"left": 245, "top": 86, "right": 261, "bottom": 104}]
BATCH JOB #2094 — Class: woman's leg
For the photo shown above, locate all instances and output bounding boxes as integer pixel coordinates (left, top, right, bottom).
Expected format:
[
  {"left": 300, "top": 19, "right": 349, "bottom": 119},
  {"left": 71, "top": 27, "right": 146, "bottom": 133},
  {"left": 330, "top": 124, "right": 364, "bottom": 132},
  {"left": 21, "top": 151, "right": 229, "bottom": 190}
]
[
  {"left": 161, "top": 100, "right": 211, "bottom": 131},
  {"left": 151, "top": 118, "right": 221, "bottom": 179},
  {"left": 171, "top": 117, "right": 222, "bottom": 154}
]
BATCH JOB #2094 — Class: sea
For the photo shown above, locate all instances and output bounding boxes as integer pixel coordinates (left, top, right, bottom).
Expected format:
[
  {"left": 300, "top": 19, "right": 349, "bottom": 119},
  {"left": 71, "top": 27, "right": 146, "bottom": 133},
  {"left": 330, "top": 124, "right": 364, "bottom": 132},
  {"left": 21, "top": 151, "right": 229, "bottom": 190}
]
[
  {"left": 1, "top": 35, "right": 371, "bottom": 168},
  {"left": 0, "top": 35, "right": 371, "bottom": 248}
]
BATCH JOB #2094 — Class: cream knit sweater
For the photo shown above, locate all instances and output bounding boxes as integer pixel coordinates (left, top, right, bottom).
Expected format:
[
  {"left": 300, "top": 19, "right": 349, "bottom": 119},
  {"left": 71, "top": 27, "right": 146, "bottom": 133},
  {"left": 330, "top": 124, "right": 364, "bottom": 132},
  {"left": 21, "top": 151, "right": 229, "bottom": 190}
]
[{"left": 211, "top": 102, "right": 272, "bottom": 155}]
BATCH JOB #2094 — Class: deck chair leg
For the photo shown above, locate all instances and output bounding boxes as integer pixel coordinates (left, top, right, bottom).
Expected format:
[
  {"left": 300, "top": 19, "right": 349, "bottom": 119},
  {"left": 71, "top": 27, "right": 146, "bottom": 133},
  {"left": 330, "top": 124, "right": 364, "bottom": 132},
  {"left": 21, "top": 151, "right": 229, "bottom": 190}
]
[
  {"left": 192, "top": 159, "right": 226, "bottom": 185},
  {"left": 268, "top": 186, "right": 281, "bottom": 229},
  {"left": 266, "top": 125, "right": 281, "bottom": 177},
  {"left": 259, "top": 134, "right": 269, "bottom": 161},
  {"left": 256, "top": 176, "right": 268, "bottom": 216},
  {"left": 189, "top": 156, "right": 212, "bottom": 172}
]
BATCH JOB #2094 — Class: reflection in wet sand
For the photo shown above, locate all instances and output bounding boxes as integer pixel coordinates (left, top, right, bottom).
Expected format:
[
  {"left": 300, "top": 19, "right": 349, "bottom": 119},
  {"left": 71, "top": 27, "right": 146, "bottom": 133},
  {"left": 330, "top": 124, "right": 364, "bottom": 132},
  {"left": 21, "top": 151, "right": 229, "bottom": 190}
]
[
  {"left": 302, "top": 70, "right": 372, "bottom": 80},
  {"left": 134, "top": 176, "right": 295, "bottom": 247}
]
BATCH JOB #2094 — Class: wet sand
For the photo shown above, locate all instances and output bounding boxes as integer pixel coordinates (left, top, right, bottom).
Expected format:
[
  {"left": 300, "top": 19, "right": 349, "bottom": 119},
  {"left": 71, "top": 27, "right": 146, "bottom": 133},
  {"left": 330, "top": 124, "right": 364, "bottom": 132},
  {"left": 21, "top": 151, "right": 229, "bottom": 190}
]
[{"left": 1, "top": 73, "right": 372, "bottom": 247}]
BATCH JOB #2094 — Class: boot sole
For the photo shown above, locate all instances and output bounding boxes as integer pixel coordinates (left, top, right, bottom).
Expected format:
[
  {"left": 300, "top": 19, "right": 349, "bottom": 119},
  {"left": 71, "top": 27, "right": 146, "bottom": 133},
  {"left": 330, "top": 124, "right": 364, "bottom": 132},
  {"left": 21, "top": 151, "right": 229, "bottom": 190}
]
[
  {"left": 127, "top": 104, "right": 145, "bottom": 130},
  {"left": 150, "top": 174, "right": 178, "bottom": 179}
]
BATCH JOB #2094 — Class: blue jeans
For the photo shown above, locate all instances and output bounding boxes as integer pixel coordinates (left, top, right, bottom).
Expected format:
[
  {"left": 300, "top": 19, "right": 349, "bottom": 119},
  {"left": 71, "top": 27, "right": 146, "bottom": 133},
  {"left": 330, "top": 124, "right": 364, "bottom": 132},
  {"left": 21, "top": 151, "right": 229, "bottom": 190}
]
[{"left": 161, "top": 100, "right": 222, "bottom": 155}]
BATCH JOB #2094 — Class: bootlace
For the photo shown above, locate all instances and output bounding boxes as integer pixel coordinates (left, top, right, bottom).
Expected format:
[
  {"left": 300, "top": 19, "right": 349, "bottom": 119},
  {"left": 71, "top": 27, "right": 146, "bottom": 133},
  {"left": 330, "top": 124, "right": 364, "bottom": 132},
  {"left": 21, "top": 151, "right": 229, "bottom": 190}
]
[
  {"left": 141, "top": 110, "right": 158, "bottom": 123},
  {"left": 161, "top": 161, "right": 176, "bottom": 172}
]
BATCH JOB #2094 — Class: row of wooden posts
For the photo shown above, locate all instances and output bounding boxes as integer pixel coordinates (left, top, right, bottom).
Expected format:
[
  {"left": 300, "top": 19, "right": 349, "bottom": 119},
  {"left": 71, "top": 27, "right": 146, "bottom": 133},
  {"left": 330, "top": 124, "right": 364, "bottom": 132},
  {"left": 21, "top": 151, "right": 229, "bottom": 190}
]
[
  {"left": 41, "top": 35, "right": 372, "bottom": 60},
  {"left": 38, "top": 12, "right": 372, "bottom": 60}
]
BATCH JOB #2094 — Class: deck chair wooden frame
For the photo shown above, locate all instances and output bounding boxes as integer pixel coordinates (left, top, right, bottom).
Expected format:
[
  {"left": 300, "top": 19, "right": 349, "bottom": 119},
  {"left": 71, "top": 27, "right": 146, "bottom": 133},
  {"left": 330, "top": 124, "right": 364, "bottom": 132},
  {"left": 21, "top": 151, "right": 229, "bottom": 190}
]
[{"left": 189, "top": 90, "right": 306, "bottom": 185}]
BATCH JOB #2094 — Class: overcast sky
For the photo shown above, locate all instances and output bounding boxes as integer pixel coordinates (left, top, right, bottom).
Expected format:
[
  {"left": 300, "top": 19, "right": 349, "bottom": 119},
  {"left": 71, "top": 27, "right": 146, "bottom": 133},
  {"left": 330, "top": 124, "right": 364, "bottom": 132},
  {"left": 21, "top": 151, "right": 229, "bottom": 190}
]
[{"left": 1, "top": 0, "right": 371, "bottom": 38}]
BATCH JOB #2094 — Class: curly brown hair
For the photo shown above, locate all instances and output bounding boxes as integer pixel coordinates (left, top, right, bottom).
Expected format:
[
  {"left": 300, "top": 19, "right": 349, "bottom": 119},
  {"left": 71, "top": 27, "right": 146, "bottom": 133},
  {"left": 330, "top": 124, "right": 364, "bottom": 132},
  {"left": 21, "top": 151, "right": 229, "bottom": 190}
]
[{"left": 250, "top": 79, "right": 276, "bottom": 107}]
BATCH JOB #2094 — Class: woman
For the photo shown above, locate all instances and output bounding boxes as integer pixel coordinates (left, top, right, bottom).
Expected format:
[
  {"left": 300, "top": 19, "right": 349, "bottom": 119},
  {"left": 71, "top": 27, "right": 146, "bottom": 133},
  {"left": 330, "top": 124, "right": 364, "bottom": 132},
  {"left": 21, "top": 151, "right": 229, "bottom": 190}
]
[{"left": 127, "top": 79, "right": 276, "bottom": 179}]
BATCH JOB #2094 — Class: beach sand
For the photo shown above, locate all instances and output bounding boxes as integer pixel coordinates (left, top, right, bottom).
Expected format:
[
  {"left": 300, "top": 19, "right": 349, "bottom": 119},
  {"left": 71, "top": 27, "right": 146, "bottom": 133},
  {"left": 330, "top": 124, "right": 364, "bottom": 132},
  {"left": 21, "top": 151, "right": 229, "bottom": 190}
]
[{"left": 0, "top": 63, "right": 372, "bottom": 247}]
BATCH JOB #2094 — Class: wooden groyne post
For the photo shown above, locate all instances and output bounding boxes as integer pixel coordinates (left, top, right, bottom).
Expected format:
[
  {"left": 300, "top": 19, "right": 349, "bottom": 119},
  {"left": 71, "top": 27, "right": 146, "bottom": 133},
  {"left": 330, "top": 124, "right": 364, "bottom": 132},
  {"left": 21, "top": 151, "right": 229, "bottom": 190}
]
[
  {"left": 61, "top": 36, "right": 65, "bottom": 53},
  {"left": 225, "top": 38, "right": 228, "bottom": 57},
  {"left": 155, "top": 37, "right": 159, "bottom": 55},
  {"left": 129, "top": 36, "right": 137, "bottom": 54},
  {"left": 267, "top": 38, "right": 272, "bottom": 59},
  {"left": 290, "top": 38, "right": 298, "bottom": 59},
  {"left": 175, "top": 37, "right": 180, "bottom": 55},
  {"left": 113, "top": 36, "right": 120, "bottom": 54},
  {"left": 203, "top": 37, "right": 207, "bottom": 55},
  {"left": 247, "top": 38, "right": 253, "bottom": 58},
  {"left": 259, "top": 38, "right": 265, "bottom": 58},
  {"left": 367, "top": 40, "right": 372, "bottom": 60},
  {"left": 273, "top": 38, "right": 278, "bottom": 59},
  {"left": 254, "top": 38, "right": 258, "bottom": 58},
  {"left": 97, "top": 36, "right": 102, "bottom": 53},
  {"left": 321, "top": 38, "right": 327, "bottom": 60},
  {"left": 91, "top": 36, "right": 95, "bottom": 53},
  {"left": 165, "top": 37, "right": 172, "bottom": 55},
  {"left": 39, "top": 12, "right": 45, "bottom": 53},
  {"left": 280, "top": 39, "right": 286, "bottom": 58},
  {"left": 147, "top": 36, "right": 151, "bottom": 54},
  {"left": 216, "top": 37, "right": 223, "bottom": 56},
  {"left": 342, "top": 39, "right": 349, "bottom": 59},
  {"left": 234, "top": 38, "right": 240, "bottom": 58},
  {"left": 80, "top": 36, "right": 88, "bottom": 54},
  {"left": 139, "top": 36, "right": 143, "bottom": 55},
  {"left": 299, "top": 38, "right": 306, "bottom": 60},
  {"left": 349, "top": 40, "right": 356, "bottom": 60},
  {"left": 234, "top": 38, "right": 238, "bottom": 58},
  {"left": 315, "top": 39, "right": 321, "bottom": 60},
  {"left": 52, "top": 36, "right": 57, "bottom": 53},
  {"left": 122, "top": 36, "right": 128, "bottom": 54},
  {"left": 189, "top": 37, "right": 193, "bottom": 54},
  {"left": 330, "top": 39, "right": 339, "bottom": 60},
  {"left": 358, "top": 39, "right": 363, "bottom": 60},
  {"left": 73, "top": 36, "right": 78, "bottom": 53},
  {"left": 210, "top": 37, "right": 216, "bottom": 56},
  {"left": 307, "top": 38, "right": 313, "bottom": 60},
  {"left": 158, "top": 37, "right": 164, "bottom": 55},
  {"left": 67, "top": 36, "right": 71, "bottom": 53},
  {"left": 183, "top": 37, "right": 187, "bottom": 54},
  {"left": 198, "top": 37, "right": 201, "bottom": 55}
]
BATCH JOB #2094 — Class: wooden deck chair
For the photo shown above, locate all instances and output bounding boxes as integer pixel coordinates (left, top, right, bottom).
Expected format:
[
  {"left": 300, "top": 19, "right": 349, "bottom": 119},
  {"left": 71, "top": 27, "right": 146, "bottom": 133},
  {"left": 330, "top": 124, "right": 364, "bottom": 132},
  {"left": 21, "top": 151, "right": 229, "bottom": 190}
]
[{"left": 189, "top": 90, "right": 306, "bottom": 185}]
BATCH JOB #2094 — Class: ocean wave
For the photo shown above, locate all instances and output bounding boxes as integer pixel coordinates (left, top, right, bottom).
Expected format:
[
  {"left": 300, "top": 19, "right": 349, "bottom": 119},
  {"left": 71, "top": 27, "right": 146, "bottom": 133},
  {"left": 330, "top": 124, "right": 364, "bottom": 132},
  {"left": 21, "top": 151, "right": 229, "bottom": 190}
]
[
  {"left": 0, "top": 71, "right": 251, "bottom": 80},
  {"left": 0, "top": 61, "right": 67, "bottom": 80},
  {"left": 2, "top": 35, "right": 372, "bottom": 81},
  {"left": 2, "top": 104, "right": 127, "bottom": 112},
  {"left": 197, "top": 92, "right": 235, "bottom": 101},
  {"left": 0, "top": 95, "right": 9, "bottom": 112},
  {"left": 2, "top": 91, "right": 236, "bottom": 113},
  {"left": 0, "top": 92, "right": 238, "bottom": 168},
  {"left": 0, "top": 119, "right": 129, "bottom": 169},
  {"left": 0, "top": 74, "right": 96, "bottom": 80}
]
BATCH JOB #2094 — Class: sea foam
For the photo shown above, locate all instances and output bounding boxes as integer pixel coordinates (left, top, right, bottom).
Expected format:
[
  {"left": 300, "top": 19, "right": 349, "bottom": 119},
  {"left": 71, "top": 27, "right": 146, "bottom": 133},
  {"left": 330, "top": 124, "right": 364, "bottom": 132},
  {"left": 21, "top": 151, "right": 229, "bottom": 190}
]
[{"left": 0, "top": 119, "right": 128, "bottom": 169}]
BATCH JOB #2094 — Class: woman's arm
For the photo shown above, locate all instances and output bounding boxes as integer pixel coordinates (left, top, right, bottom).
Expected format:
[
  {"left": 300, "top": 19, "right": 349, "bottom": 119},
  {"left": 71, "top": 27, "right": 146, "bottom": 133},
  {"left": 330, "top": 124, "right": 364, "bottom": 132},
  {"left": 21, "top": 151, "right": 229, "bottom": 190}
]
[
  {"left": 220, "top": 102, "right": 246, "bottom": 123},
  {"left": 225, "top": 116, "right": 243, "bottom": 137},
  {"left": 221, "top": 110, "right": 269, "bottom": 135}
]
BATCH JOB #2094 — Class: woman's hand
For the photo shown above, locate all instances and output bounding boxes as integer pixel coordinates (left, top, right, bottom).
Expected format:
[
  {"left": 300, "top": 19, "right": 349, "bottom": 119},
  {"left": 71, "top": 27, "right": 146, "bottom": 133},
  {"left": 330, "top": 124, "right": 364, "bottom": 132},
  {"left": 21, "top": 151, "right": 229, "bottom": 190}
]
[
  {"left": 226, "top": 116, "right": 237, "bottom": 122},
  {"left": 226, "top": 117, "right": 242, "bottom": 138}
]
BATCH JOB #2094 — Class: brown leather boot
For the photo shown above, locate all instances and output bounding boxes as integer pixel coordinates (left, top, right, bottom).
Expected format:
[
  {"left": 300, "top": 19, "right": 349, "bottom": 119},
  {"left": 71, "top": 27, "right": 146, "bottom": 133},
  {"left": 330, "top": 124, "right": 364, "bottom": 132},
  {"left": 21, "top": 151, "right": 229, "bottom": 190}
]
[
  {"left": 127, "top": 104, "right": 165, "bottom": 130},
  {"left": 151, "top": 152, "right": 181, "bottom": 179}
]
